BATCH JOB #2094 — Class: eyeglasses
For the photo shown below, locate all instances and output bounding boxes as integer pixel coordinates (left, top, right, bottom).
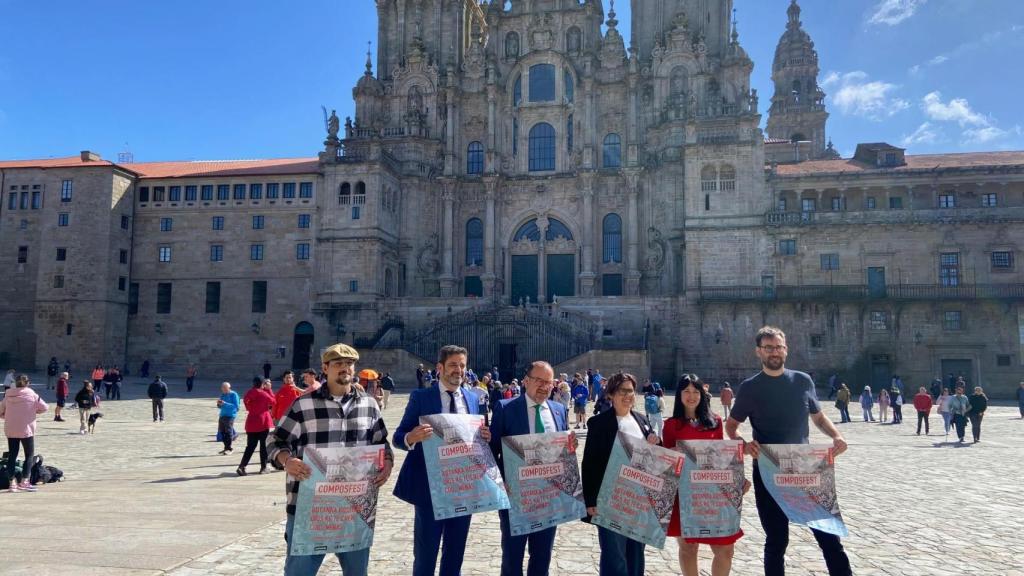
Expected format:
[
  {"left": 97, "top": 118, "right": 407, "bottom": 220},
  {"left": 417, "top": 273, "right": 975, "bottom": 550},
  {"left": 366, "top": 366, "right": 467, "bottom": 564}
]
[
  {"left": 758, "top": 345, "right": 788, "bottom": 353},
  {"left": 614, "top": 389, "right": 636, "bottom": 397},
  {"left": 527, "top": 376, "right": 556, "bottom": 386}
]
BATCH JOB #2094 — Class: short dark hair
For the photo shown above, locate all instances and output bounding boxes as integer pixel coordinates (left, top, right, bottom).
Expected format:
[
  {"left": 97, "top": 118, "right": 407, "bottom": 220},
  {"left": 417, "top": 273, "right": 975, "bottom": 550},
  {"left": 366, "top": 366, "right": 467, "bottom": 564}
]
[
  {"left": 281, "top": 369, "right": 294, "bottom": 379},
  {"left": 302, "top": 369, "right": 317, "bottom": 376},
  {"left": 525, "top": 361, "right": 553, "bottom": 379},
  {"left": 756, "top": 326, "right": 786, "bottom": 346},
  {"left": 603, "top": 372, "right": 638, "bottom": 398},
  {"left": 438, "top": 344, "right": 469, "bottom": 365}
]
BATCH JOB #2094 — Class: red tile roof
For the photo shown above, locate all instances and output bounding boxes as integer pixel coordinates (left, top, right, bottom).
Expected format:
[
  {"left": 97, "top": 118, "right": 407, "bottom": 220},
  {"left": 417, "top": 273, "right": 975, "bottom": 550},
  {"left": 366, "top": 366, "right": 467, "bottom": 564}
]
[
  {"left": 123, "top": 158, "right": 320, "bottom": 179},
  {"left": 0, "top": 155, "right": 118, "bottom": 169},
  {"left": 774, "top": 151, "right": 1024, "bottom": 176}
]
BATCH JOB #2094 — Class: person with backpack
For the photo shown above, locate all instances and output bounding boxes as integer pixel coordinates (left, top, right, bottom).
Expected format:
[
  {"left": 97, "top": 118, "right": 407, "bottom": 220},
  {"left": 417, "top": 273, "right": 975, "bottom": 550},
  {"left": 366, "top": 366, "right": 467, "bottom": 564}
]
[
  {"left": 148, "top": 375, "right": 168, "bottom": 422},
  {"left": 644, "top": 387, "right": 665, "bottom": 439},
  {"left": 380, "top": 372, "right": 396, "bottom": 409},
  {"left": 74, "top": 381, "right": 97, "bottom": 434},
  {"left": 571, "top": 375, "right": 590, "bottom": 429},
  {"left": 1, "top": 374, "right": 49, "bottom": 492},
  {"left": 46, "top": 357, "right": 59, "bottom": 390}
]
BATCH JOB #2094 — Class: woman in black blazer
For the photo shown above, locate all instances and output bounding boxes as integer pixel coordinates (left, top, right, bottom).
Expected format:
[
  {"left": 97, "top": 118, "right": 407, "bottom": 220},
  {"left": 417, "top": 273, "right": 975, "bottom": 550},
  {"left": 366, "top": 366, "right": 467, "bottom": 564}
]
[{"left": 581, "top": 372, "right": 661, "bottom": 576}]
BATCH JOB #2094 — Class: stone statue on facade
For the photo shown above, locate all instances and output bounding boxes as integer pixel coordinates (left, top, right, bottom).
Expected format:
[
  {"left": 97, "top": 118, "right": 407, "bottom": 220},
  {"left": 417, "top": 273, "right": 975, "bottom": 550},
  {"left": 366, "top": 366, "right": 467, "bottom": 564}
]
[
  {"left": 327, "top": 109, "right": 340, "bottom": 141},
  {"left": 417, "top": 233, "right": 440, "bottom": 276},
  {"left": 645, "top": 227, "right": 667, "bottom": 272}
]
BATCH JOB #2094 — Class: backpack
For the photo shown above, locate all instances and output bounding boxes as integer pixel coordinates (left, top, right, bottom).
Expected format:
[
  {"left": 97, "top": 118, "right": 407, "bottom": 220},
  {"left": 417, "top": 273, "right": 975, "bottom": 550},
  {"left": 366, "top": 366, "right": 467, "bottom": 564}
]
[
  {"left": 29, "top": 455, "right": 51, "bottom": 485},
  {"left": 644, "top": 394, "right": 661, "bottom": 414},
  {"left": 44, "top": 465, "right": 65, "bottom": 483}
]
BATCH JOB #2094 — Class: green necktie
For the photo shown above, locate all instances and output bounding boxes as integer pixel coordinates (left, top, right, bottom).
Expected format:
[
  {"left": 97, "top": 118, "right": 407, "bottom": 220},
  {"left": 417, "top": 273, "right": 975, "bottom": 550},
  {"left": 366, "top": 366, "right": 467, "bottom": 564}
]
[{"left": 534, "top": 404, "right": 545, "bottom": 433}]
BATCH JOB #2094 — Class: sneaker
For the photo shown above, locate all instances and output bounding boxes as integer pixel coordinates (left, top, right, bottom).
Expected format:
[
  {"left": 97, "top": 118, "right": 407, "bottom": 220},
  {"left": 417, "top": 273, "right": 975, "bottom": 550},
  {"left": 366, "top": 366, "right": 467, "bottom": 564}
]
[
  {"left": 218, "top": 449, "right": 228, "bottom": 455},
  {"left": 18, "top": 482, "right": 36, "bottom": 492},
  {"left": 7, "top": 485, "right": 19, "bottom": 493},
  {"left": 236, "top": 466, "right": 247, "bottom": 477},
  {"left": 80, "top": 429, "right": 86, "bottom": 435}
]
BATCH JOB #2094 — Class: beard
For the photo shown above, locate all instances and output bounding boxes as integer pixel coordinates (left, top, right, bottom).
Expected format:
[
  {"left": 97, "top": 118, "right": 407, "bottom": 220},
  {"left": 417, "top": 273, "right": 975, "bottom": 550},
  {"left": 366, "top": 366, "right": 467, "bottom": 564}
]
[
  {"left": 334, "top": 373, "right": 352, "bottom": 387},
  {"left": 762, "top": 357, "right": 785, "bottom": 371}
]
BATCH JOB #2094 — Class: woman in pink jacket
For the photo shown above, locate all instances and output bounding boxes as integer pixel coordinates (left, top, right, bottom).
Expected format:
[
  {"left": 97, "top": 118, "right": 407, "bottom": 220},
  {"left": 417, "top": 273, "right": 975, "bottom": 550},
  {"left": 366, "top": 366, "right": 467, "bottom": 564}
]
[{"left": 0, "top": 374, "right": 49, "bottom": 492}]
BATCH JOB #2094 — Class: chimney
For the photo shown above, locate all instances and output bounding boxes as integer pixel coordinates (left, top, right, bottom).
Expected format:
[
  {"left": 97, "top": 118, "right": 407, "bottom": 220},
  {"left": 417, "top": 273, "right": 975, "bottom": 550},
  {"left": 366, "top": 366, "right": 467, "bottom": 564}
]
[{"left": 80, "top": 150, "right": 101, "bottom": 162}]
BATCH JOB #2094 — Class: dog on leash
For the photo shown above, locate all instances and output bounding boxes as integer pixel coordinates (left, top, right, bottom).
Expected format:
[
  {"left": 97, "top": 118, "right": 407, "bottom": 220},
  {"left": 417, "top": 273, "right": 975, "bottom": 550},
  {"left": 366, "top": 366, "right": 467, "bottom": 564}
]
[{"left": 87, "top": 412, "right": 103, "bottom": 434}]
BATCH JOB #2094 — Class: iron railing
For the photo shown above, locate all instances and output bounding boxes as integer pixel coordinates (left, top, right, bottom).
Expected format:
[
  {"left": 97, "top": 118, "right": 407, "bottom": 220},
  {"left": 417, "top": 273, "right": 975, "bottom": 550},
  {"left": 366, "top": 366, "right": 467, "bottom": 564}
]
[{"left": 697, "top": 283, "right": 1024, "bottom": 302}]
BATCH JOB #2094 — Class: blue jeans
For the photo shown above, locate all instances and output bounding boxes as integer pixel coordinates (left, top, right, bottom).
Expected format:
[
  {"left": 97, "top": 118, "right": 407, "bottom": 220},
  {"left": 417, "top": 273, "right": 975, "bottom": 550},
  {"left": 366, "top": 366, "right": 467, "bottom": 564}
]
[
  {"left": 596, "top": 526, "right": 645, "bottom": 576},
  {"left": 498, "top": 510, "right": 556, "bottom": 576},
  {"left": 413, "top": 504, "right": 472, "bottom": 576},
  {"left": 283, "top": 515, "right": 370, "bottom": 576}
]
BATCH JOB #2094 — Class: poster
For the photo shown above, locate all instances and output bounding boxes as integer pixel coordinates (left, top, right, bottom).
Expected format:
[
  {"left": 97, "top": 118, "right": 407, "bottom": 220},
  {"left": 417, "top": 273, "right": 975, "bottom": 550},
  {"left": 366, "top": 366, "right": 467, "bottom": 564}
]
[
  {"left": 502, "top": 431, "right": 586, "bottom": 536},
  {"left": 593, "top": 431, "right": 684, "bottom": 549},
  {"left": 420, "top": 413, "right": 510, "bottom": 520},
  {"left": 676, "top": 439, "right": 745, "bottom": 539},
  {"left": 757, "top": 444, "right": 848, "bottom": 537},
  {"left": 290, "top": 445, "right": 385, "bottom": 555}
]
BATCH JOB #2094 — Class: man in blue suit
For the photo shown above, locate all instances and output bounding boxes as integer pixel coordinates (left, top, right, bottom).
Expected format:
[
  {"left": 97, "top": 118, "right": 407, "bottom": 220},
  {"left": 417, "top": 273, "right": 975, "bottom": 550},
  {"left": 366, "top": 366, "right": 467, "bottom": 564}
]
[
  {"left": 489, "top": 361, "right": 570, "bottom": 576},
  {"left": 393, "top": 344, "right": 489, "bottom": 576}
]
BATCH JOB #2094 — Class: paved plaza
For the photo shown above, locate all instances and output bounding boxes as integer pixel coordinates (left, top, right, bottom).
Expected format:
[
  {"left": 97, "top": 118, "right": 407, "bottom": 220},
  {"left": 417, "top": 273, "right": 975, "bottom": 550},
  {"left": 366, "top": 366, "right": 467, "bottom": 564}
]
[{"left": 2, "top": 375, "right": 1022, "bottom": 575}]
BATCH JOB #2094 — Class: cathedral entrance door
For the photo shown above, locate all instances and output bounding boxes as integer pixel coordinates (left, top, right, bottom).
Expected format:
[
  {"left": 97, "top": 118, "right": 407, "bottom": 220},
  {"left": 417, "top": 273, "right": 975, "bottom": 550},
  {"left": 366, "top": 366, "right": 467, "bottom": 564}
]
[
  {"left": 511, "top": 255, "right": 538, "bottom": 305},
  {"left": 292, "top": 322, "right": 315, "bottom": 370},
  {"left": 498, "top": 343, "right": 518, "bottom": 383},
  {"left": 546, "top": 254, "right": 575, "bottom": 301}
]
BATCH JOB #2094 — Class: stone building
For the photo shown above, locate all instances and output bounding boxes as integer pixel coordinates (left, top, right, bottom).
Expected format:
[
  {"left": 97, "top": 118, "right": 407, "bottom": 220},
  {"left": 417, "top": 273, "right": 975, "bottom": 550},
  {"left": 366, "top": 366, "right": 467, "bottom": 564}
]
[{"left": 2, "top": 0, "right": 1022, "bottom": 396}]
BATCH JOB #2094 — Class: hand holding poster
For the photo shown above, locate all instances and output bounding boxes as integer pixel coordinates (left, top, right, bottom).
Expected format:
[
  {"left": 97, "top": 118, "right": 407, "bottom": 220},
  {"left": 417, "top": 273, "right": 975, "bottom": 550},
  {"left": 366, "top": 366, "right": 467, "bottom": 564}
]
[
  {"left": 290, "top": 445, "right": 386, "bottom": 556},
  {"left": 420, "top": 413, "right": 510, "bottom": 520},
  {"left": 593, "top": 431, "right": 684, "bottom": 549},
  {"left": 757, "top": 444, "right": 848, "bottom": 537},
  {"left": 676, "top": 439, "right": 745, "bottom": 539},
  {"left": 502, "top": 431, "right": 586, "bottom": 536}
]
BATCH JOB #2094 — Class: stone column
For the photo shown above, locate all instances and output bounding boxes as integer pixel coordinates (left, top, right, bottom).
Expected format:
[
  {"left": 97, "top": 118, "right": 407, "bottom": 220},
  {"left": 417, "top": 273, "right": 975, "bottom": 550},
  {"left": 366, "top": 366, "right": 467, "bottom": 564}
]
[
  {"left": 579, "top": 172, "right": 596, "bottom": 296},
  {"left": 624, "top": 170, "right": 642, "bottom": 296},
  {"left": 482, "top": 176, "right": 499, "bottom": 297},
  {"left": 439, "top": 180, "right": 457, "bottom": 297},
  {"left": 537, "top": 215, "right": 549, "bottom": 304},
  {"left": 444, "top": 70, "right": 457, "bottom": 176},
  {"left": 486, "top": 67, "right": 497, "bottom": 173}
]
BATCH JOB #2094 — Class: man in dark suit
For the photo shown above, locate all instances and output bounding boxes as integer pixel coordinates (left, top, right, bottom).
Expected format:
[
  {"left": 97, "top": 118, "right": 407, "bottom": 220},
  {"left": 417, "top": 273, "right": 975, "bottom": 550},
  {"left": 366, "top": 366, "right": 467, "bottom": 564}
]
[
  {"left": 490, "top": 361, "right": 570, "bottom": 576},
  {"left": 393, "top": 345, "right": 489, "bottom": 576}
]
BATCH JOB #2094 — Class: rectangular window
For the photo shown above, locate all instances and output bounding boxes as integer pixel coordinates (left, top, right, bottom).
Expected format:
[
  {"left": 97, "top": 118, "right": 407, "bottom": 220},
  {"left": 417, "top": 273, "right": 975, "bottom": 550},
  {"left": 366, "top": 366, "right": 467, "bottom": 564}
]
[
  {"left": 156, "top": 282, "right": 172, "bottom": 314},
  {"left": 61, "top": 179, "right": 72, "bottom": 202},
  {"left": 129, "top": 282, "right": 139, "bottom": 315},
  {"left": 299, "top": 182, "right": 313, "bottom": 198},
  {"left": 53, "top": 275, "right": 65, "bottom": 288},
  {"left": 212, "top": 216, "right": 224, "bottom": 230},
  {"left": 298, "top": 214, "right": 311, "bottom": 228},
  {"left": 997, "top": 354, "right": 1012, "bottom": 367},
  {"left": 158, "top": 246, "right": 172, "bottom": 262},
  {"left": 232, "top": 184, "right": 246, "bottom": 200},
  {"left": 982, "top": 193, "right": 997, "bottom": 207},
  {"left": 777, "top": 198, "right": 787, "bottom": 212},
  {"left": 865, "top": 197, "right": 876, "bottom": 209},
  {"left": 602, "top": 274, "right": 623, "bottom": 296},
  {"left": 352, "top": 206, "right": 361, "bottom": 220},
  {"left": 185, "top": 185, "right": 198, "bottom": 201},
  {"left": 889, "top": 196, "right": 903, "bottom": 209},
  {"left": 801, "top": 198, "right": 816, "bottom": 212},
  {"left": 349, "top": 280, "right": 359, "bottom": 293},
  {"left": 810, "top": 334, "right": 824, "bottom": 348},
  {"left": 249, "top": 183, "right": 262, "bottom": 199},
  {"left": 939, "top": 253, "right": 960, "bottom": 286},
  {"left": 830, "top": 197, "right": 845, "bottom": 211},
  {"left": 250, "top": 244, "right": 264, "bottom": 261},
  {"left": 19, "top": 191, "right": 28, "bottom": 209},
  {"left": 66, "top": 323, "right": 73, "bottom": 335},
  {"left": 991, "top": 251, "right": 1013, "bottom": 270},
  {"left": 210, "top": 245, "right": 223, "bottom": 262},
  {"left": 252, "top": 215, "right": 264, "bottom": 229},
  {"left": 779, "top": 239, "right": 797, "bottom": 256},
  {"left": 943, "top": 310, "right": 962, "bottom": 331},
  {"left": 160, "top": 217, "right": 172, "bottom": 231},
  {"left": 31, "top": 191, "right": 41, "bottom": 209},
  {"left": 296, "top": 242, "right": 310, "bottom": 260},
  {"left": 152, "top": 186, "right": 165, "bottom": 202},
  {"left": 201, "top": 185, "right": 213, "bottom": 201},
  {"left": 119, "top": 249, "right": 127, "bottom": 264},
  {"left": 251, "top": 281, "right": 267, "bottom": 313},
  {"left": 283, "top": 183, "right": 296, "bottom": 198},
  {"left": 17, "top": 246, "right": 28, "bottom": 264},
  {"left": 266, "top": 183, "right": 279, "bottom": 199},
  {"left": 139, "top": 186, "right": 149, "bottom": 202},
  {"left": 217, "top": 184, "right": 230, "bottom": 201},
  {"left": 938, "top": 194, "right": 955, "bottom": 208},
  {"left": 870, "top": 311, "right": 889, "bottom": 331},
  {"left": 7, "top": 193, "right": 15, "bottom": 210},
  {"left": 57, "top": 247, "right": 67, "bottom": 261},
  {"left": 205, "top": 281, "right": 221, "bottom": 314},
  {"left": 820, "top": 253, "right": 840, "bottom": 271},
  {"left": 168, "top": 186, "right": 181, "bottom": 202},
  {"left": 118, "top": 276, "right": 126, "bottom": 291},
  {"left": 58, "top": 213, "right": 69, "bottom": 227},
  {"left": 121, "top": 215, "right": 130, "bottom": 229}
]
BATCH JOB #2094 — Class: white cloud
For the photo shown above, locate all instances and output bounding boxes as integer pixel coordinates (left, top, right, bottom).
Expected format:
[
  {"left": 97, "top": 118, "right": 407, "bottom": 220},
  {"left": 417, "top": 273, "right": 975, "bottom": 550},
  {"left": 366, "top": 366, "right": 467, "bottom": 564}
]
[
  {"left": 921, "top": 91, "right": 988, "bottom": 127},
  {"left": 927, "top": 55, "right": 948, "bottom": 66},
  {"left": 868, "top": 0, "right": 927, "bottom": 26},
  {"left": 899, "top": 122, "right": 942, "bottom": 147},
  {"left": 827, "top": 71, "right": 909, "bottom": 120}
]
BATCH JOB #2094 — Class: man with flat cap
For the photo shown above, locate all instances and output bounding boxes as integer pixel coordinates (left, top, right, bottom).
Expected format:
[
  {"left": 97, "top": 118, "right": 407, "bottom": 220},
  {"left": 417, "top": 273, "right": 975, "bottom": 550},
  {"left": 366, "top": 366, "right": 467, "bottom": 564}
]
[{"left": 269, "top": 343, "right": 394, "bottom": 576}]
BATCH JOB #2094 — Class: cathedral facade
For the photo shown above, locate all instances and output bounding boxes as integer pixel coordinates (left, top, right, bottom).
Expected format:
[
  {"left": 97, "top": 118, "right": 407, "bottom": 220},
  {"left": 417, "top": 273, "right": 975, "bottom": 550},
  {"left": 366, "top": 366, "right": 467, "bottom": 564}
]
[{"left": 2, "top": 0, "right": 1023, "bottom": 396}]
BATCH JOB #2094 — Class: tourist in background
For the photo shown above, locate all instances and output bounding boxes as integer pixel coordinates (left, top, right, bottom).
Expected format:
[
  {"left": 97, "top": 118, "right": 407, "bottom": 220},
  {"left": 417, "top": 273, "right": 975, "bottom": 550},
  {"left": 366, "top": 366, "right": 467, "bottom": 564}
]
[
  {"left": 859, "top": 386, "right": 875, "bottom": 422},
  {"left": 147, "top": 375, "right": 168, "bottom": 422},
  {"left": 54, "top": 372, "right": 69, "bottom": 422},
  {"left": 238, "top": 378, "right": 275, "bottom": 475},
  {"left": 0, "top": 374, "right": 48, "bottom": 492},
  {"left": 217, "top": 382, "right": 240, "bottom": 455},
  {"left": 572, "top": 376, "right": 589, "bottom": 429},
  {"left": 644, "top": 386, "right": 665, "bottom": 439},
  {"left": 1017, "top": 382, "right": 1024, "bottom": 419},
  {"left": 913, "top": 387, "right": 932, "bottom": 435},
  {"left": 273, "top": 371, "right": 303, "bottom": 423},
  {"left": 936, "top": 388, "right": 953, "bottom": 436},
  {"left": 891, "top": 388, "right": 904, "bottom": 424},
  {"left": 75, "top": 381, "right": 96, "bottom": 434},
  {"left": 948, "top": 387, "right": 971, "bottom": 443},
  {"left": 834, "top": 383, "right": 851, "bottom": 423},
  {"left": 878, "top": 388, "right": 890, "bottom": 423},
  {"left": 719, "top": 382, "right": 734, "bottom": 420},
  {"left": 46, "top": 357, "right": 59, "bottom": 389},
  {"left": 967, "top": 386, "right": 988, "bottom": 443},
  {"left": 380, "top": 371, "right": 396, "bottom": 409},
  {"left": 186, "top": 363, "right": 198, "bottom": 393}
]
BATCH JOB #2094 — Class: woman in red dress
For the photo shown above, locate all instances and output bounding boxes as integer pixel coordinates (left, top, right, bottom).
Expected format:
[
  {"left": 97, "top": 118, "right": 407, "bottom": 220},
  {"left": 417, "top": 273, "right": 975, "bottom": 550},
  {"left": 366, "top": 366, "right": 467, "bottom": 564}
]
[{"left": 662, "top": 374, "right": 747, "bottom": 576}]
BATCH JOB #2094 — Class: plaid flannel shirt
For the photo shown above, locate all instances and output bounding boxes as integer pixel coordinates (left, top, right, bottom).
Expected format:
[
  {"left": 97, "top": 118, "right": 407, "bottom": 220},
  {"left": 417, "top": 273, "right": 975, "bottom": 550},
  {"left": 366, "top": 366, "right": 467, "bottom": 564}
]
[{"left": 269, "top": 385, "right": 394, "bottom": 517}]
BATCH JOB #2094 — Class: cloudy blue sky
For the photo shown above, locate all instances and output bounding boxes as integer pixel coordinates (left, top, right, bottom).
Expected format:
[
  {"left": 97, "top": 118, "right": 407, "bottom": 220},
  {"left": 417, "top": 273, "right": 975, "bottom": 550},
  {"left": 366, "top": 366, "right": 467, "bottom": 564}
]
[{"left": 0, "top": 0, "right": 1020, "bottom": 161}]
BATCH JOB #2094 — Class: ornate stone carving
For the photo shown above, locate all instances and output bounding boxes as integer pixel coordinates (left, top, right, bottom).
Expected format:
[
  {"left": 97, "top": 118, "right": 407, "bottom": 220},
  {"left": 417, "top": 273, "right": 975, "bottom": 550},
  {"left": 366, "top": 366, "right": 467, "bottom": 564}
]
[
  {"left": 511, "top": 238, "right": 539, "bottom": 255},
  {"left": 547, "top": 236, "right": 577, "bottom": 254},
  {"left": 417, "top": 233, "right": 440, "bottom": 275},
  {"left": 644, "top": 227, "right": 667, "bottom": 272},
  {"left": 528, "top": 13, "right": 555, "bottom": 51}
]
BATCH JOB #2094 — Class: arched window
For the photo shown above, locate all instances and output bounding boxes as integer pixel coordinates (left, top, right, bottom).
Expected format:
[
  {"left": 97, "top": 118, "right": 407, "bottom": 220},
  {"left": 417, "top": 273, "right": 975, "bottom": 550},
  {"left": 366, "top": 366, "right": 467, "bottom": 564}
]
[
  {"left": 566, "top": 114, "right": 574, "bottom": 152},
  {"left": 514, "top": 219, "right": 541, "bottom": 242},
  {"left": 545, "top": 219, "right": 573, "bottom": 241},
  {"left": 602, "top": 133, "right": 621, "bottom": 168},
  {"left": 384, "top": 268, "right": 394, "bottom": 297},
  {"left": 465, "top": 218, "right": 484, "bottom": 266},
  {"left": 670, "top": 66, "right": 689, "bottom": 97},
  {"left": 566, "top": 26, "right": 582, "bottom": 53},
  {"left": 505, "top": 31, "right": 520, "bottom": 59},
  {"left": 338, "top": 182, "right": 351, "bottom": 205},
  {"left": 719, "top": 165, "right": 736, "bottom": 191},
  {"left": 513, "top": 75, "right": 522, "bottom": 107},
  {"left": 791, "top": 79, "right": 802, "bottom": 94},
  {"left": 467, "top": 141, "right": 484, "bottom": 174},
  {"left": 354, "top": 181, "right": 366, "bottom": 205},
  {"left": 602, "top": 213, "right": 622, "bottom": 263},
  {"left": 701, "top": 165, "right": 718, "bottom": 192},
  {"left": 528, "top": 123, "right": 556, "bottom": 172},
  {"left": 529, "top": 64, "right": 556, "bottom": 102},
  {"left": 512, "top": 118, "right": 519, "bottom": 156},
  {"left": 564, "top": 69, "right": 574, "bottom": 103}
]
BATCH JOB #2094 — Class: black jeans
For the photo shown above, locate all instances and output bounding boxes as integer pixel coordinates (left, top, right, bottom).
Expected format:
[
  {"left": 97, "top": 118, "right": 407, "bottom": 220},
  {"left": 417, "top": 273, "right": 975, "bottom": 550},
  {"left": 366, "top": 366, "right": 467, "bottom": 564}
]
[
  {"left": 152, "top": 399, "right": 165, "bottom": 421},
  {"left": 968, "top": 413, "right": 983, "bottom": 441},
  {"left": 953, "top": 414, "right": 967, "bottom": 440},
  {"left": 186, "top": 377, "right": 195, "bottom": 392},
  {"left": 239, "top": 430, "right": 269, "bottom": 469},
  {"left": 892, "top": 404, "right": 903, "bottom": 423},
  {"left": 6, "top": 437, "right": 34, "bottom": 484},
  {"left": 218, "top": 416, "right": 235, "bottom": 450},
  {"left": 753, "top": 463, "right": 852, "bottom": 576},
  {"left": 916, "top": 411, "right": 929, "bottom": 435}
]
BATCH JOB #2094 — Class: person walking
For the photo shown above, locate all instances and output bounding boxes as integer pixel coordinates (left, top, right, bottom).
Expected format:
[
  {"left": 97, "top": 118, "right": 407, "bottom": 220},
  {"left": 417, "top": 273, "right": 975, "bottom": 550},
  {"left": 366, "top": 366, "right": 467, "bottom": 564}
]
[
  {"left": 644, "top": 387, "right": 666, "bottom": 439},
  {"left": 54, "top": 372, "right": 69, "bottom": 422},
  {"left": 488, "top": 361, "right": 570, "bottom": 576},
  {"left": 46, "top": 357, "right": 59, "bottom": 390},
  {"left": 380, "top": 372, "right": 395, "bottom": 409},
  {"left": 74, "top": 381, "right": 96, "bottom": 434},
  {"left": 272, "top": 371, "right": 303, "bottom": 423},
  {"left": 238, "top": 378, "right": 275, "bottom": 475},
  {"left": 913, "top": 387, "right": 932, "bottom": 435},
  {"left": 948, "top": 387, "right": 971, "bottom": 443},
  {"left": 936, "top": 389, "right": 953, "bottom": 437},
  {"left": 261, "top": 360, "right": 272, "bottom": 380},
  {"left": 109, "top": 367, "right": 123, "bottom": 400},
  {"left": 877, "top": 388, "right": 890, "bottom": 423},
  {"left": 0, "top": 374, "right": 48, "bottom": 492},
  {"left": 834, "top": 383, "right": 851, "bottom": 423},
  {"left": 148, "top": 375, "right": 168, "bottom": 422},
  {"left": 891, "top": 388, "right": 904, "bottom": 424},
  {"left": 186, "top": 363, "right": 198, "bottom": 393},
  {"left": 1017, "top": 382, "right": 1024, "bottom": 419},
  {"left": 582, "top": 373, "right": 660, "bottom": 576},
  {"left": 217, "top": 382, "right": 240, "bottom": 455},
  {"left": 269, "top": 343, "right": 394, "bottom": 576},
  {"left": 967, "top": 386, "right": 988, "bottom": 443},
  {"left": 572, "top": 376, "right": 589, "bottom": 429},
  {"left": 3, "top": 369, "right": 16, "bottom": 392},
  {"left": 859, "top": 386, "right": 875, "bottom": 422},
  {"left": 930, "top": 378, "right": 942, "bottom": 401},
  {"left": 91, "top": 365, "right": 105, "bottom": 397},
  {"left": 416, "top": 363, "right": 425, "bottom": 389},
  {"left": 664, "top": 374, "right": 745, "bottom": 576},
  {"left": 719, "top": 382, "right": 734, "bottom": 420},
  {"left": 726, "top": 326, "right": 852, "bottom": 576}
]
